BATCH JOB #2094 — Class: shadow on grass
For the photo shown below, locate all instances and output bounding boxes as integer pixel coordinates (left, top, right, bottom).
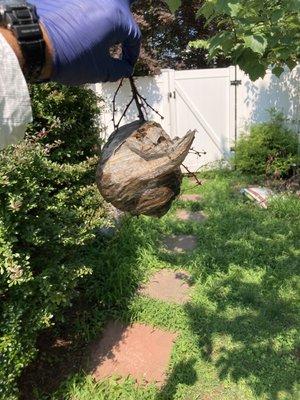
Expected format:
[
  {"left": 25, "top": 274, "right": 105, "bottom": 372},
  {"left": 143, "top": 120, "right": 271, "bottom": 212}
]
[
  {"left": 19, "top": 216, "right": 156, "bottom": 400},
  {"left": 184, "top": 293, "right": 299, "bottom": 399},
  {"left": 158, "top": 192, "right": 299, "bottom": 399},
  {"left": 156, "top": 359, "right": 197, "bottom": 400}
]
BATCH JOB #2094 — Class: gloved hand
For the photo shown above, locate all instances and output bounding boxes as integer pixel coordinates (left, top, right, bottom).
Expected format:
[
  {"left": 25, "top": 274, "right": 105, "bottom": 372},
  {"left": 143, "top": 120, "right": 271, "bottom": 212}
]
[{"left": 29, "top": 0, "right": 141, "bottom": 85}]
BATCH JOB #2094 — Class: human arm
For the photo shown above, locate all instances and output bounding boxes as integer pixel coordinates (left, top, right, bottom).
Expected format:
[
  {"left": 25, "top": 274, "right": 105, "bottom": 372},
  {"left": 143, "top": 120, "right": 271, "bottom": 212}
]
[
  {"left": 0, "top": 0, "right": 141, "bottom": 149},
  {"left": 28, "top": 0, "right": 141, "bottom": 85},
  {"left": 1, "top": 0, "right": 141, "bottom": 85}
]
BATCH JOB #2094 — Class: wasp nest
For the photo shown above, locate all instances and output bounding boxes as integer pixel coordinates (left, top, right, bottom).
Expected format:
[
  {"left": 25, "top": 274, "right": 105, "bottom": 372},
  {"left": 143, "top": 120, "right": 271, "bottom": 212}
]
[{"left": 96, "top": 120, "right": 195, "bottom": 217}]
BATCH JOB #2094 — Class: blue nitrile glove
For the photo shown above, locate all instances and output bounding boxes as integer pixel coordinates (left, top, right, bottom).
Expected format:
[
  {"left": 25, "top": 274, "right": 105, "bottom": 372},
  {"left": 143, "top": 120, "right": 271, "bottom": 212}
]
[{"left": 29, "top": 0, "right": 141, "bottom": 85}]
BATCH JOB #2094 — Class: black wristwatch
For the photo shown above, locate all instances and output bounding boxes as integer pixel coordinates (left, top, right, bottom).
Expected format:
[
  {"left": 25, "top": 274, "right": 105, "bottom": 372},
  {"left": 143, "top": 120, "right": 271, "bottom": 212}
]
[{"left": 0, "top": 0, "right": 45, "bottom": 82}]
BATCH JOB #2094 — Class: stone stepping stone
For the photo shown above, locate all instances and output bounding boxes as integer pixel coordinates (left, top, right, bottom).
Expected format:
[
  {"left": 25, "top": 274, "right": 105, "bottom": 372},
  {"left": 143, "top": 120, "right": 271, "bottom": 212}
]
[
  {"left": 162, "top": 235, "right": 197, "bottom": 253},
  {"left": 176, "top": 209, "right": 207, "bottom": 222},
  {"left": 90, "top": 321, "right": 177, "bottom": 386},
  {"left": 139, "top": 269, "right": 193, "bottom": 304},
  {"left": 179, "top": 194, "right": 203, "bottom": 202}
]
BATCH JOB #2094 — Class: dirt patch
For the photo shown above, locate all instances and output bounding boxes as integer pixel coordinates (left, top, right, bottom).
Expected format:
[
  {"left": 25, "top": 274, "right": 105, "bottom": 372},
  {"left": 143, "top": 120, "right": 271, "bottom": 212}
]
[{"left": 19, "top": 329, "right": 88, "bottom": 400}]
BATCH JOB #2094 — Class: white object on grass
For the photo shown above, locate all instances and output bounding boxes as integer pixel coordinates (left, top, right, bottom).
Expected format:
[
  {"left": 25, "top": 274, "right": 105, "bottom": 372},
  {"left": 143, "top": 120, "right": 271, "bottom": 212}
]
[{"left": 240, "top": 186, "right": 274, "bottom": 209}]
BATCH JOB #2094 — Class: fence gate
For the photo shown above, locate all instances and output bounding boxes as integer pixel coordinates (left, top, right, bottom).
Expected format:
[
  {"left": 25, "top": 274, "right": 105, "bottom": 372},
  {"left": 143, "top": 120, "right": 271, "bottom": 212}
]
[
  {"left": 95, "top": 67, "right": 237, "bottom": 172},
  {"left": 161, "top": 68, "right": 236, "bottom": 171}
]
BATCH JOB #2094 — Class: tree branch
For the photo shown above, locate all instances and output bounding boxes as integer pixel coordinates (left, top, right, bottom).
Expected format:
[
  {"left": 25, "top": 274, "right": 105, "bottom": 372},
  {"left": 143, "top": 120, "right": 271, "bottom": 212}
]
[
  {"left": 129, "top": 76, "right": 146, "bottom": 122},
  {"left": 181, "top": 164, "right": 203, "bottom": 186}
]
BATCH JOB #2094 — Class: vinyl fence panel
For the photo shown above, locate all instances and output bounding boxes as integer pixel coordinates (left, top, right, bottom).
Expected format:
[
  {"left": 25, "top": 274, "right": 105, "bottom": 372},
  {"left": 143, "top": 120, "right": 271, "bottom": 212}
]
[{"left": 93, "top": 66, "right": 299, "bottom": 172}]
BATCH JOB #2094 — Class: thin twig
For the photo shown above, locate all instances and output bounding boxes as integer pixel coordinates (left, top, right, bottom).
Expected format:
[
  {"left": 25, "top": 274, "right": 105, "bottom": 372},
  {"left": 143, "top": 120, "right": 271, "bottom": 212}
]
[
  {"left": 181, "top": 164, "right": 203, "bottom": 186},
  {"left": 190, "top": 147, "right": 207, "bottom": 157},
  {"left": 112, "top": 77, "right": 165, "bottom": 131},
  {"left": 115, "top": 98, "right": 134, "bottom": 131},
  {"left": 129, "top": 76, "right": 146, "bottom": 122},
  {"left": 136, "top": 92, "right": 165, "bottom": 120}
]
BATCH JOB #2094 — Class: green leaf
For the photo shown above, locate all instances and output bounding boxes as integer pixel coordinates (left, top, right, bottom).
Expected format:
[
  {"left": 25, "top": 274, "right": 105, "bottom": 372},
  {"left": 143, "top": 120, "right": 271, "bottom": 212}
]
[
  {"left": 215, "top": 0, "right": 230, "bottom": 13},
  {"left": 286, "top": 0, "right": 300, "bottom": 12},
  {"left": 236, "top": 48, "right": 267, "bottom": 80},
  {"left": 222, "top": 36, "right": 235, "bottom": 52},
  {"left": 272, "top": 66, "right": 285, "bottom": 77},
  {"left": 206, "top": 31, "right": 235, "bottom": 58},
  {"left": 165, "top": 0, "right": 181, "bottom": 13},
  {"left": 243, "top": 35, "right": 268, "bottom": 55},
  {"left": 198, "top": 0, "right": 216, "bottom": 19},
  {"left": 228, "top": 1, "right": 243, "bottom": 17},
  {"left": 189, "top": 39, "right": 209, "bottom": 50},
  {"left": 271, "top": 9, "right": 284, "bottom": 22},
  {"left": 286, "top": 59, "right": 297, "bottom": 71},
  {"left": 247, "top": 64, "right": 267, "bottom": 81}
]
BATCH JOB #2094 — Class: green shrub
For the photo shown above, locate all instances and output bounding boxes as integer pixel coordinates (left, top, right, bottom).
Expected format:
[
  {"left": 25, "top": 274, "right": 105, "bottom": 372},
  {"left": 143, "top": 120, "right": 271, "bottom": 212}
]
[
  {"left": 0, "top": 140, "right": 107, "bottom": 399},
  {"left": 234, "top": 112, "right": 299, "bottom": 177},
  {"left": 26, "top": 83, "right": 102, "bottom": 164},
  {"left": 0, "top": 84, "right": 107, "bottom": 399}
]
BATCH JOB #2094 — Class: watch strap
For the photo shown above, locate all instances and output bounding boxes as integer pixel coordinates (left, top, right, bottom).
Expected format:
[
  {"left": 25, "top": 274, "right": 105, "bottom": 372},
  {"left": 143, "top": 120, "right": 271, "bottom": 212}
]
[{"left": 6, "top": 4, "right": 46, "bottom": 82}]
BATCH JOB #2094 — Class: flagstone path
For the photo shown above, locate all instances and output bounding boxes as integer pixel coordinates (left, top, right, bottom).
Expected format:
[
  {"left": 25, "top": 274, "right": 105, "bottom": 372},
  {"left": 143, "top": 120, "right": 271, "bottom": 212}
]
[
  {"left": 90, "top": 192, "right": 205, "bottom": 387},
  {"left": 139, "top": 269, "right": 193, "bottom": 304},
  {"left": 176, "top": 209, "right": 207, "bottom": 222},
  {"left": 90, "top": 321, "right": 177, "bottom": 386},
  {"left": 180, "top": 194, "right": 203, "bottom": 202},
  {"left": 162, "top": 235, "right": 198, "bottom": 253}
]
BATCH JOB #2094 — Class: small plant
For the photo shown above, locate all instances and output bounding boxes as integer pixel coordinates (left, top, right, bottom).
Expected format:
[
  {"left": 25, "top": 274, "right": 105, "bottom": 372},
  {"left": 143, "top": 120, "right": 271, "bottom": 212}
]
[{"left": 234, "top": 111, "right": 299, "bottom": 178}]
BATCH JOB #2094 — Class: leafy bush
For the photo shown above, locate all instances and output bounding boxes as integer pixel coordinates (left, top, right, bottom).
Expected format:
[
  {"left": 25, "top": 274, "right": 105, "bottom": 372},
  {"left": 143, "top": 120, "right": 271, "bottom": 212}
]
[
  {"left": 26, "top": 83, "right": 102, "bottom": 164},
  {"left": 234, "top": 112, "right": 299, "bottom": 177},
  {"left": 0, "top": 85, "right": 107, "bottom": 399}
]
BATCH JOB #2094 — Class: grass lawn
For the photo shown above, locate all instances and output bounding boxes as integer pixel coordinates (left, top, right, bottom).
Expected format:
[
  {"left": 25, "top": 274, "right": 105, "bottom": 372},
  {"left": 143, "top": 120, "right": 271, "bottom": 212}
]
[{"left": 20, "top": 171, "right": 300, "bottom": 400}]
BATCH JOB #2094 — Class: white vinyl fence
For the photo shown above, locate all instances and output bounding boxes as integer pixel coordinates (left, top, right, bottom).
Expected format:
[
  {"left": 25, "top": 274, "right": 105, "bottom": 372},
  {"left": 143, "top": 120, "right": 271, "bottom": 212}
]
[{"left": 93, "top": 66, "right": 300, "bottom": 172}]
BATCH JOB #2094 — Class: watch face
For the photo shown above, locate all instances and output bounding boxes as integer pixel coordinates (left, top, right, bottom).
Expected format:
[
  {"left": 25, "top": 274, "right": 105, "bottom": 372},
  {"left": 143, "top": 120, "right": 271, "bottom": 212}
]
[
  {"left": 0, "top": 0, "right": 27, "bottom": 6},
  {"left": 0, "top": 0, "right": 27, "bottom": 25}
]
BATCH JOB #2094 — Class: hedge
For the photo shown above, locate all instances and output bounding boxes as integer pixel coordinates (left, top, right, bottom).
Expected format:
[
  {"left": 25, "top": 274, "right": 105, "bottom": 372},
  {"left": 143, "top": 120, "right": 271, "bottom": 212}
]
[
  {"left": 0, "top": 84, "right": 107, "bottom": 399},
  {"left": 234, "top": 112, "right": 298, "bottom": 178}
]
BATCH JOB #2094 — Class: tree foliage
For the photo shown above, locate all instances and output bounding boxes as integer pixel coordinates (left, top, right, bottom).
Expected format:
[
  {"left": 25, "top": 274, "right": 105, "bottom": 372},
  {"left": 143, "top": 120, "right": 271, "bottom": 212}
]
[
  {"left": 165, "top": 0, "right": 300, "bottom": 80},
  {"left": 133, "top": 0, "right": 229, "bottom": 75}
]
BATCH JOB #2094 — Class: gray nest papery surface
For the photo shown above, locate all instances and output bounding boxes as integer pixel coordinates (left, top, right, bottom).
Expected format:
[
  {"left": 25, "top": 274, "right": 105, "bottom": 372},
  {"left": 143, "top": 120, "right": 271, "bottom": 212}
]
[{"left": 96, "top": 120, "right": 195, "bottom": 217}]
